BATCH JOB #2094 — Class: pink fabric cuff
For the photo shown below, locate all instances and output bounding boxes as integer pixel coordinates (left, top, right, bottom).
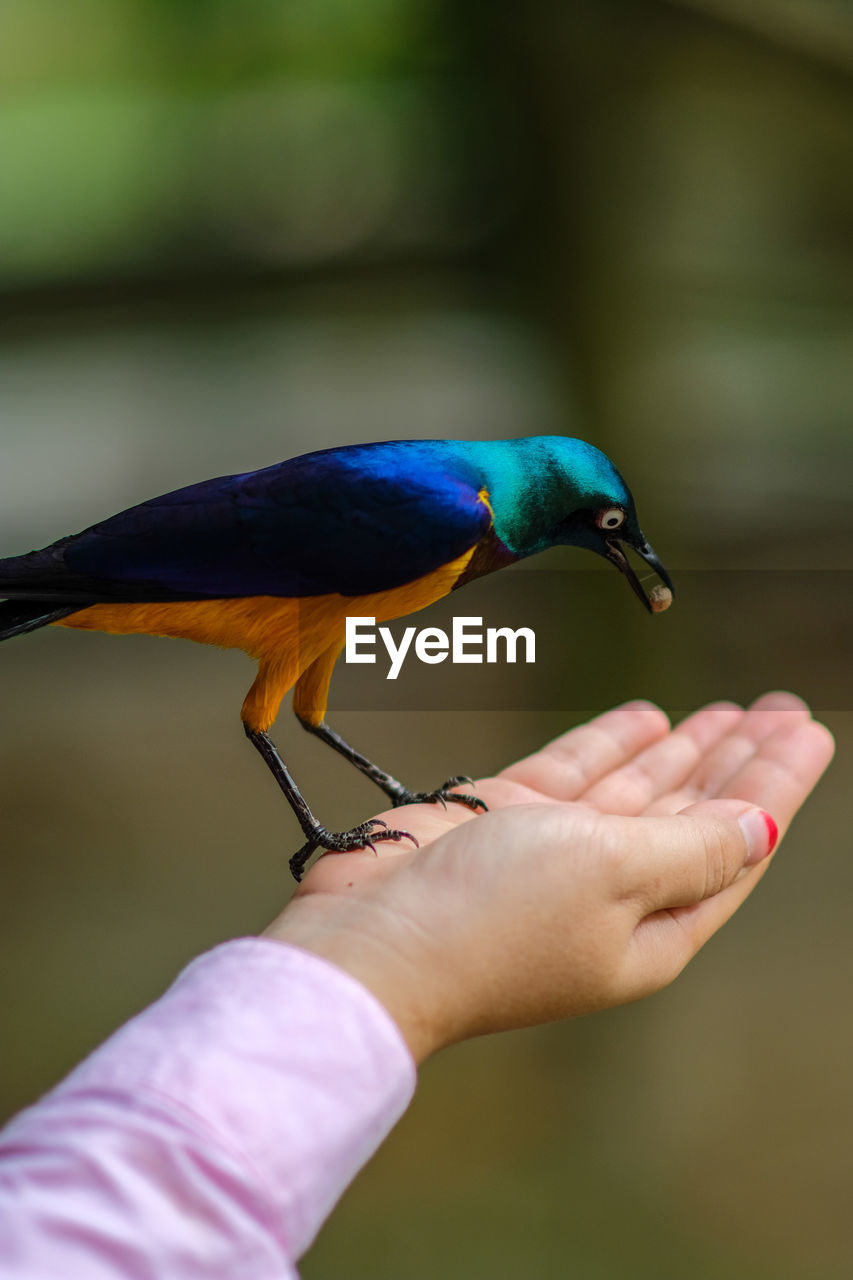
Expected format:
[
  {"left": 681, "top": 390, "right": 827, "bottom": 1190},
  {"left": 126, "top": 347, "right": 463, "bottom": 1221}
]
[{"left": 1, "top": 938, "right": 416, "bottom": 1267}]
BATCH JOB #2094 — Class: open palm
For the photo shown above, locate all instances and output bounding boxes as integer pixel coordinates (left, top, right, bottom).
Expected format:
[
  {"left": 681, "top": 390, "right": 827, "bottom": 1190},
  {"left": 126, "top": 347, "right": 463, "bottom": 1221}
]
[
  {"left": 271, "top": 692, "right": 832, "bottom": 1056},
  {"left": 300, "top": 691, "right": 832, "bottom": 891}
]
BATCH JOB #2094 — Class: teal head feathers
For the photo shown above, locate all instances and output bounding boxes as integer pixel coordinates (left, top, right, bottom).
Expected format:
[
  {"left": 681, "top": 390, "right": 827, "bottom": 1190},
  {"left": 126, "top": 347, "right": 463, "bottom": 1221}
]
[{"left": 457, "top": 436, "right": 673, "bottom": 611}]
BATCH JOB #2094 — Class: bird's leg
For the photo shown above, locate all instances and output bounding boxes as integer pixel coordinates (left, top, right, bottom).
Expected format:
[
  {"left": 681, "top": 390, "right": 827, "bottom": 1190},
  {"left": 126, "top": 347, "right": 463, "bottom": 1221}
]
[
  {"left": 244, "top": 725, "right": 417, "bottom": 882},
  {"left": 297, "top": 717, "right": 488, "bottom": 815}
]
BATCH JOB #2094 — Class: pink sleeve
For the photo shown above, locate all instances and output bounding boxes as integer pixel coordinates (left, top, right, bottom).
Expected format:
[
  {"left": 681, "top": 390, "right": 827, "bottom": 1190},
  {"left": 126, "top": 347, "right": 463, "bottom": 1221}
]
[{"left": 0, "top": 938, "right": 417, "bottom": 1278}]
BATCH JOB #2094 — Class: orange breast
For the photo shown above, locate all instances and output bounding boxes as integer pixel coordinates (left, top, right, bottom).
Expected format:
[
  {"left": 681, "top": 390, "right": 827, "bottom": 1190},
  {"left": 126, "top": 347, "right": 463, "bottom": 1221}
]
[{"left": 56, "top": 545, "right": 477, "bottom": 731}]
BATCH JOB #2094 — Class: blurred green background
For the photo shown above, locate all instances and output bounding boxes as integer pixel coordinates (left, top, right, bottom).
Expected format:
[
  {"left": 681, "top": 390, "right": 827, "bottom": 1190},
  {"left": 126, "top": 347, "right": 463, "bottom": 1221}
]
[{"left": 1, "top": 1, "right": 852, "bottom": 1275}]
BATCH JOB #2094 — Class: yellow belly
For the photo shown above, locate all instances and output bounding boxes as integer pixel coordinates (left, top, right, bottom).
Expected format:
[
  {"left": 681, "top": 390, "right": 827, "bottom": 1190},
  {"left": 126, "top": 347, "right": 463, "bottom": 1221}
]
[{"left": 56, "top": 546, "right": 476, "bottom": 731}]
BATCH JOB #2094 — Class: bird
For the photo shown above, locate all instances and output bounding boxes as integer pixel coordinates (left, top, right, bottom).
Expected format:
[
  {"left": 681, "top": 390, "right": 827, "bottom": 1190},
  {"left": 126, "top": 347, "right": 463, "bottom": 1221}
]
[{"left": 0, "top": 436, "right": 672, "bottom": 880}]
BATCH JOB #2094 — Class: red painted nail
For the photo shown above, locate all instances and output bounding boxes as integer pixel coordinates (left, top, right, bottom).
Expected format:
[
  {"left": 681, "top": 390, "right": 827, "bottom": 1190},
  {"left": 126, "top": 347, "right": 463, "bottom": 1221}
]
[
  {"left": 762, "top": 811, "right": 779, "bottom": 855},
  {"left": 739, "top": 809, "right": 779, "bottom": 865}
]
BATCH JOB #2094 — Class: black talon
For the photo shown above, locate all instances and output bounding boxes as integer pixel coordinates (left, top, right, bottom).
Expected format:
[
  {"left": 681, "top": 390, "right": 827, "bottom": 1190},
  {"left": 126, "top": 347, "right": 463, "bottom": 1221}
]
[
  {"left": 295, "top": 719, "right": 488, "bottom": 817},
  {"left": 289, "top": 842, "right": 315, "bottom": 883},
  {"left": 245, "top": 723, "right": 477, "bottom": 883},
  {"left": 389, "top": 779, "right": 488, "bottom": 814},
  {"left": 288, "top": 819, "right": 420, "bottom": 882}
]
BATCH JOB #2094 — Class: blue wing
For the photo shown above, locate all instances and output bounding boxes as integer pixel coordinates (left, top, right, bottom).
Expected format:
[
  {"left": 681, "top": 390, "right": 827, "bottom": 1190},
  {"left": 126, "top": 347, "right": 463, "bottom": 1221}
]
[{"left": 0, "top": 441, "right": 493, "bottom": 602}]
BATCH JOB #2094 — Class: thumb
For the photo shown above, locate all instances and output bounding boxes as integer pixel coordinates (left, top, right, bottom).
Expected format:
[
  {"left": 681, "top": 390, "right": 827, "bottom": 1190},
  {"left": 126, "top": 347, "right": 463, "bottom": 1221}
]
[{"left": 615, "top": 799, "right": 778, "bottom": 914}]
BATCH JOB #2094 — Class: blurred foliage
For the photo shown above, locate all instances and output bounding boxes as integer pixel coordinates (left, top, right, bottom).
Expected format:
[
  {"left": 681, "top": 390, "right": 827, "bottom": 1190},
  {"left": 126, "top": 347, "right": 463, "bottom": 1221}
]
[
  {"left": 1, "top": 1, "right": 852, "bottom": 1278},
  {"left": 0, "top": 0, "right": 509, "bottom": 284}
]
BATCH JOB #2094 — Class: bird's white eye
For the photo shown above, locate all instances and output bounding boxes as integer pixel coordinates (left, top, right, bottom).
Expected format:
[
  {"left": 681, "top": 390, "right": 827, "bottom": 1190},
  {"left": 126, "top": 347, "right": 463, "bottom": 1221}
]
[{"left": 596, "top": 507, "right": 626, "bottom": 531}]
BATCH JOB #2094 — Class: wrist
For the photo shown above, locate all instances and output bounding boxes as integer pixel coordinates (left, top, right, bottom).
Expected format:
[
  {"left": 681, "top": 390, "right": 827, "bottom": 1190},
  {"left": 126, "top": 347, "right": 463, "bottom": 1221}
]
[{"left": 262, "top": 893, "right": 447, "bottom": 1063}]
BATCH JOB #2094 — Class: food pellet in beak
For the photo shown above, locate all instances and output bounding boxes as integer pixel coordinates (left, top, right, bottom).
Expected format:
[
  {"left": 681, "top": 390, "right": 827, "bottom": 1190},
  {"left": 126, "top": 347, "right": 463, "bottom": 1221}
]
[{"left": 649, "top": 584, "right": 673, "bottom": 613}]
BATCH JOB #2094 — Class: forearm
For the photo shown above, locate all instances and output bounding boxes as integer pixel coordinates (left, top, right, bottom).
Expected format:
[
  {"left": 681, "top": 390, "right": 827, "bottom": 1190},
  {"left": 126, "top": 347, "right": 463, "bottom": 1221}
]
[
  {"left": 264, "top": 888, "right": 448, "bottom": 1064},
  {"left": 0, "top": 939, "right": 416, "bottom": 1278}
]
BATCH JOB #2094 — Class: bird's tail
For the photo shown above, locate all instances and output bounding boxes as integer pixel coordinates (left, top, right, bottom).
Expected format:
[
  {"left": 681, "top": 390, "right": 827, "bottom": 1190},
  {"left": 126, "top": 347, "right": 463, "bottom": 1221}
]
[{"left": 0, "top": 599, "right": 78, "bottom": 641}]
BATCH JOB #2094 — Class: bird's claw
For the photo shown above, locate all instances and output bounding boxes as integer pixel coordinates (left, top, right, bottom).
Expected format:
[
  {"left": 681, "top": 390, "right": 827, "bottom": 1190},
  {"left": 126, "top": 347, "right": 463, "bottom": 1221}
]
[
  {"left": 391, "top": 777, "right": 488, "bottom": 814},
  {"left": 289, "top": 818, "right": 418, "bottom": 882}
]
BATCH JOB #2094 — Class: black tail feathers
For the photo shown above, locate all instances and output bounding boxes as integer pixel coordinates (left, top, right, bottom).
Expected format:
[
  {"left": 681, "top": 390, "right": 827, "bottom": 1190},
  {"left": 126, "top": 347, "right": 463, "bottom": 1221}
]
[{"left": 0, "top": 600, "right": 78, "bottom": 641}]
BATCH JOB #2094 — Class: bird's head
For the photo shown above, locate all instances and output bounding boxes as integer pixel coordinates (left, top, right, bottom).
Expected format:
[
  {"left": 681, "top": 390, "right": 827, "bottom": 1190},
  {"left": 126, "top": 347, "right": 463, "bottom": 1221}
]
[
  {"left": 552, "top": 489, "right": 674, "bottom": 613},
  {"left": 490, "top": 437, "right": 673, "bottom": 613}
]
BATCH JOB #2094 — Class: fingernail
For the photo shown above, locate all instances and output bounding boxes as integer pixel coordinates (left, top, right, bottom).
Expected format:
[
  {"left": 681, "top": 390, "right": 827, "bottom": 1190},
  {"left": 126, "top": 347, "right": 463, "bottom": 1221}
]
[{"left": 738, "top": 809, "right": 779, "bottom": 865}]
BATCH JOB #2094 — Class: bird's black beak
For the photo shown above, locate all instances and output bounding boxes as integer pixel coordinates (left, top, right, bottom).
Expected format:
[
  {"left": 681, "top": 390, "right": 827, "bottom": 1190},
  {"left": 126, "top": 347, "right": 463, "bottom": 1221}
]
[{"left": 604, "top": 536, "right": 674, "bottom": 613}]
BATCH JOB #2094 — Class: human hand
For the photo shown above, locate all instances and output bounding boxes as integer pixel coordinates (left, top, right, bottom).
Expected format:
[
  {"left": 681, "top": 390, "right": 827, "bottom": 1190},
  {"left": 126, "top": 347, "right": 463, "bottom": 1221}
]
[{"left": 264, "top": 693, "right": 834, "bottom": 1062}]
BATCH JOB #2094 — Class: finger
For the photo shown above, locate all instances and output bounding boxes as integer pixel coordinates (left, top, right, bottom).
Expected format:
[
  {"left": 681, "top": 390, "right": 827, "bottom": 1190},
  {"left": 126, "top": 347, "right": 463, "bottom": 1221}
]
[
  {"left": 618, "top": 716, "right": 834, "bottom": 912},
  {"left": 500, "top": 700, "right": 670, "bottom": 801},
  {"left": 611, "top": 799, "right": 777, "bottom": 914},
  {"left": 643, "top": 691, "right": 813, "bottom": 815},
  {"left": 626, "top": 884, "right": 754, "bottom": 997},
  {"left": 695, "top": 718, "right": 836, "bottom": 827},
  {"left": 579, "top": 701, "right": 743, "bottom": 815},
  {"left": 628, "top": 721, "right": 831, "bottom": 981}
]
